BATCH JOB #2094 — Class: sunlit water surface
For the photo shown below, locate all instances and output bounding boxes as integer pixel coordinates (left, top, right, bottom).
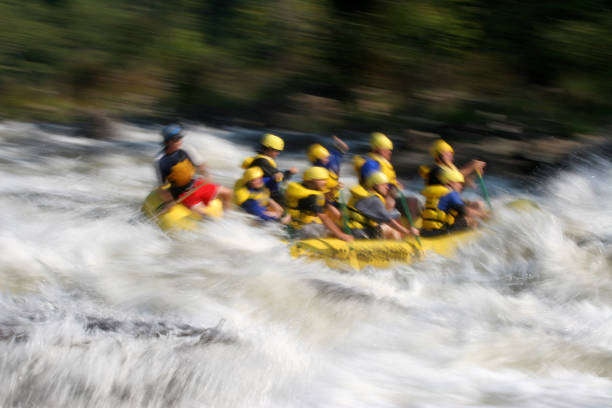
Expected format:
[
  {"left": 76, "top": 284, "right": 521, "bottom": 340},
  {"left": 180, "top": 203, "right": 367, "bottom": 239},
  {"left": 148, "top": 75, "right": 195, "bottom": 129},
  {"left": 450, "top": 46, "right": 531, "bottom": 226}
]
[{"left": 1, "top": 122, "right": 611, "bottom": 407}]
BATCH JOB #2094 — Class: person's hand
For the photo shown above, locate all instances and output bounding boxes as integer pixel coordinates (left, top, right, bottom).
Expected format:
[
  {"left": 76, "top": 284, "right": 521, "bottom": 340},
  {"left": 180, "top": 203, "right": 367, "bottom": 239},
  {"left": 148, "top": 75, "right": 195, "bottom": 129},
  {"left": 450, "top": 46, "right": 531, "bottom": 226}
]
[
  {"left": 280, "top": 213, "right": 292, "bottom": 225},
  {"left": 289, "top": 167, "right": 298, "bottom": 174},
  {"left": 472, "top": 160, "right": 486, "bottom": 173},
  {"left": 410, "top": 227, "right": 420, "bottom": 236},
  {"left": 274, "top": 172, "right": 284, "bottom": 182},
  {"left": 340, "top": 233, "right": 354, "bottom": 242}
]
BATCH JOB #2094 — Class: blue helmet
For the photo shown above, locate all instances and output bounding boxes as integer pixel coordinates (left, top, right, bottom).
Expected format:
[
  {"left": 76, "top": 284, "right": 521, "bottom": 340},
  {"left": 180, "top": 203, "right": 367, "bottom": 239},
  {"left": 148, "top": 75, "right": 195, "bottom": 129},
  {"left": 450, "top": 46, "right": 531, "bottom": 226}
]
[{"left": 162, "top": 124, "right": 184, "bottom": 143}]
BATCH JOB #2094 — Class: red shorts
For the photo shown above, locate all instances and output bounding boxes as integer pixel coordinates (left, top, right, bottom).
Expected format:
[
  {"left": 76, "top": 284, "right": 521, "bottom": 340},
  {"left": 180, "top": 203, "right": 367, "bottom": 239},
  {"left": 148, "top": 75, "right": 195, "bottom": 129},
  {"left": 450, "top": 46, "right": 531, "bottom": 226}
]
[{"left": 179, "top": 179, "right": 219, "bottom": 208}]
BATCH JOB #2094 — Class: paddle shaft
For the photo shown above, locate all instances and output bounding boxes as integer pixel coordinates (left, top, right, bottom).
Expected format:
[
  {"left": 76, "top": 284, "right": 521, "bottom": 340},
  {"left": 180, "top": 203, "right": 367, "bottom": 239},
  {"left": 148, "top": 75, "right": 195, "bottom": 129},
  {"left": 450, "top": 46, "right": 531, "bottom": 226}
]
[
  {"left": 154, "top": 181, "right": 207, "bottom": 218},
  {"left": 398, "top": 189, "right": 422, "bottom": 246},
  {"left": 338, "top": 190, "right": 352, "bottom": 234},
  {"left": 476, "top": 170, "right": 493, "bottom": 210}
]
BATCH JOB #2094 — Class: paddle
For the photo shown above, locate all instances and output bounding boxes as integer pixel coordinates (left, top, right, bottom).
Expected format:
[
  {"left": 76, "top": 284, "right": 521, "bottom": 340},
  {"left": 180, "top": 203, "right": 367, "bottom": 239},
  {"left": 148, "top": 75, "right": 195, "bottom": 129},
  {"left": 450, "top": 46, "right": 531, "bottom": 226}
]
[
  {"left": 337, "top": 189, "right": 352, "bottom": 234},
  {"left": 153, "top": 182, "right": 206, "bottom": 218},
  {"left": 397, "top": 189, "right": 422, "bottom": 247},
  {"left": 475, "top": 170, "right": 493, "bottom": 211}
]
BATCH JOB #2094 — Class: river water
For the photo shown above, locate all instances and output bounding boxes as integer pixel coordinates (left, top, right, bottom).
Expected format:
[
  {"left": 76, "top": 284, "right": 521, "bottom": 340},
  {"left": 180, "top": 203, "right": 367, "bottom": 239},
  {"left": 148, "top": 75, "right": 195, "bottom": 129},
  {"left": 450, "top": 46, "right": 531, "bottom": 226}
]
[{"left": 1, "top": 121, "right": 611, "bottom": 407}]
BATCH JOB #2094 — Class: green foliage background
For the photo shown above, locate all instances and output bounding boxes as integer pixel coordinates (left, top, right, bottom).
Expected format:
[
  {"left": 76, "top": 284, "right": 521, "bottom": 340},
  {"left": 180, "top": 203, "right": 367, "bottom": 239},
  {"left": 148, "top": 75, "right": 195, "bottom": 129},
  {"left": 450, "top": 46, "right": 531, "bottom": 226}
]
[{"left": 1, "top": 0, "right": 611, "bottom": 134}]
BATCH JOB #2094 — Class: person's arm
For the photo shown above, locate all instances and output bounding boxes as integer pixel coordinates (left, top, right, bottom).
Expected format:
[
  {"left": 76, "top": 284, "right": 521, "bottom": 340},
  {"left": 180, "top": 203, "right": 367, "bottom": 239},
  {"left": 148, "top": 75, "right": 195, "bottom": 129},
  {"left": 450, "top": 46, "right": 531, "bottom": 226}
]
[
  {"left": 266, "top": 198, "right": 285, "bottom": 219},
  {"left": 332, "top": 135, "right": 349, "bottom": 153},
  {"left": 299, "top": 195, "right": 353, "bottom": 241},
  {"left": 355, "top": 197, "right": 413, "bottom": 236},
  {"left": 319, "top": 212, "right": 354, "bottom": 242},
  {"left": 154, "top": 156, "right": 174, "bottom": 206},
  {"left": 460, "top": 160, "right": 486, "bottom": 177},
  {"left": 354, "top": 196, "right": 398, "bottom": 224},
  {"left": 181, "top": 145, "right": 213, "bottom": 181},
  {"left": 282, "top": 170, "right": 295, "bottom": 181},
  {"left": 241, "top": 199, "right": 278, "bottom": 221},
  {"left": 154, "top": 153, "right": 168, "bottom": 186},
  {"left": 388, "top": 218, "right": 418, "bottom": 236},
  {"left": 252, "top": 158, "right": 282, "bottom": 180}
]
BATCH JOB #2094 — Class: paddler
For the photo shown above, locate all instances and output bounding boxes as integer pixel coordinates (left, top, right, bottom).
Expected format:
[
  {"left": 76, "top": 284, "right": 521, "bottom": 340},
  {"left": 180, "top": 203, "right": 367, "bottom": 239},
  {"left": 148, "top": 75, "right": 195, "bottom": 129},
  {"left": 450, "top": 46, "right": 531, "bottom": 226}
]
[
  {"left": 241, "top": 133, "right": 298, "bottom": 204},
  {"left": 285, "top": 166, "right": 354, "bottom": 241},
  {"left": 347, "top": 171, "right": 419, "bottom": 240},
  {"left": 306, "top": 135, "right": 349, "bottom": 206},
  {"left": 421, "top": 139, "right": 486, "bottom": 187},
  {"left": 353, "top": 132, "right": 421, "bottom": 220},
  {"left": 420, "top": 167, "right": 488, "bottom": 236},
  {"left": 154, "top": 124, "right": 232, "bottom": 216},
  {"left": 233, "top": 166, "right": 290, "bottom": 223},
  {"left": 354, "top": 132, "right": 401, "bottom": 191}
]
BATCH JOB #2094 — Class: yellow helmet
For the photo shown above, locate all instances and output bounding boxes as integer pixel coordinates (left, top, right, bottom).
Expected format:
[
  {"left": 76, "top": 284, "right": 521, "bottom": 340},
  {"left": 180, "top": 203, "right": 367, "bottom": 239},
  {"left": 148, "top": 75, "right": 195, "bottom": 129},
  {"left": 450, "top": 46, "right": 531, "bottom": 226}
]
[
  {"left": 261, "top": 133, "right": 285, "bottom": 151},
  {"left": 365, "top": 171, "right": 389, "bottom": 188},
  {"left": 371, "top": 132, "right": 393, "bottom": 150},
  {"left": 430, "top": 139, "right": 454, "bottom": 158},
  {"left": 307, "top": 144, "right": 330, "bottom": 163},
  {"left": 243, "top": 166, "right": 264, "bottom": 182},
  {"left": 303, "top": 166, "right": 329, "bottom": 181},
  {"left": 439, "top": 168, "right": 464, "bottom": 184}
]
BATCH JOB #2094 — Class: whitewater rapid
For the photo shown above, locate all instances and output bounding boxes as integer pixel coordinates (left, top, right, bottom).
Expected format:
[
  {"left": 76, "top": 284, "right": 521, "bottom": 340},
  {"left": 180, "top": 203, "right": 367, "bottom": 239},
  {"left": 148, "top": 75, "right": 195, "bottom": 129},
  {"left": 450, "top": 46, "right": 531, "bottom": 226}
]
[{"left": 1, "top": 122, "right": 611, "bottom": 407}]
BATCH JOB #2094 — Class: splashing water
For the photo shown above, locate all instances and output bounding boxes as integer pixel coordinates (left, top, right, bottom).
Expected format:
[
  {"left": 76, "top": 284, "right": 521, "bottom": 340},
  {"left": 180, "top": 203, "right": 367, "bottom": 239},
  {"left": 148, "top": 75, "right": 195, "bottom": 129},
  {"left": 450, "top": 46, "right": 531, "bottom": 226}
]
[{"left": 1, "top": 122, "right": 611, "bottom": 407}]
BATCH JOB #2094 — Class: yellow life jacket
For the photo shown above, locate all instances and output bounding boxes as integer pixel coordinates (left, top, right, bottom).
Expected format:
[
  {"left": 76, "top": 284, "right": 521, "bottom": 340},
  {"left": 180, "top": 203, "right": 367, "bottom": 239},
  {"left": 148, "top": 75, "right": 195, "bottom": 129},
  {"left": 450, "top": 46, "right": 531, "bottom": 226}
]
[
  {"left": 242, "top": 154, "right": 277, "bottom": 169},
  {"left": 346, "top": 185, "right": 386, "bottom": 230},
  {"left": 233, "top": 179, "right": 270, "bottom": 208},
  {"left": 322, "top": 166, "right": 340, "bottom": 202},
  {"left": 420, "top": 185, "right": 457, "bottom": 231},
  {"left": 167, "top": 158, "right": 196, "bottom": 187},
  {"left": 285, "top": 182, "right": 325, "bottom": 229},
  {"left": 419, "top": 165, "right": 431, "bottom": 181},
  {"left": 353, "top": 153, "right": 399, "bottom": 187}
]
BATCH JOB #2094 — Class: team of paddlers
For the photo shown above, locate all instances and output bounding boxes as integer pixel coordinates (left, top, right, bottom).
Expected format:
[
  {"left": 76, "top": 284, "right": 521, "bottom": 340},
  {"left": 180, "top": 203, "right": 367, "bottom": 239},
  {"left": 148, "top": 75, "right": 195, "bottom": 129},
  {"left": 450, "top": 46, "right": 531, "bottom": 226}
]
[{"left": 154, "top": 124, "right": 488, "bottom": 240}]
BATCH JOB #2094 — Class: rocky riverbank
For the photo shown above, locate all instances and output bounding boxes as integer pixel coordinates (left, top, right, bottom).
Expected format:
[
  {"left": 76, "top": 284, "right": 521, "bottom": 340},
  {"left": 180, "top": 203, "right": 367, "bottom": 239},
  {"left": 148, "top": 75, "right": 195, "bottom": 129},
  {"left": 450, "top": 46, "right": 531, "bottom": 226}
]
[{"left": 391, "top": 125, "right": 612, "bottom": 180}]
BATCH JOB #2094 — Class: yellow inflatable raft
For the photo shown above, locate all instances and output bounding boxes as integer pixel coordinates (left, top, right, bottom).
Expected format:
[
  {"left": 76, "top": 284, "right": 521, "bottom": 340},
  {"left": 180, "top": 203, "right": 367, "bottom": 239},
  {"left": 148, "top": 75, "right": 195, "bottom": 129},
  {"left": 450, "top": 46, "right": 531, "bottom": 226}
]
[
  {"left": 141, "top": 189, "right": 223, "bottom": 231},
  {"left": 291, "top": 199, "right": 537, "bottom": 269},
  {"left": 290, "top": 228, "right": 481, "bottom": 269}
]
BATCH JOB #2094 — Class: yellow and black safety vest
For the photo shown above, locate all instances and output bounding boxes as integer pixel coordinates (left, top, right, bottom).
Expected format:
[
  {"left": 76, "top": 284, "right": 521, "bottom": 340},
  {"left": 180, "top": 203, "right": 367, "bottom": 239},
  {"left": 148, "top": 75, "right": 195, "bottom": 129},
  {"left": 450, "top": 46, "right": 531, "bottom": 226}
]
[
  {"left": 156, "top": 149, "right": 198, "bottom": 197},
  {"left": 353, "top": 153, "right": 399, "bottom": 187},
  {"left": 284, "top": 182, "right": 325, "bottom": 230},
  {"left": 312, "top": 165, "right": 339, "bottom": 202},
  {"left": 346, "top": 185, "right": 386, "bottom": 230},
  {"left": 233, "top": 179, "right": 270, "bottom": 208},
  {"left": 420, "top": 185, "right": 457, "bottom": 231},
  {"left": 242, "top": 153, "right": 280, "bottom": 173}
]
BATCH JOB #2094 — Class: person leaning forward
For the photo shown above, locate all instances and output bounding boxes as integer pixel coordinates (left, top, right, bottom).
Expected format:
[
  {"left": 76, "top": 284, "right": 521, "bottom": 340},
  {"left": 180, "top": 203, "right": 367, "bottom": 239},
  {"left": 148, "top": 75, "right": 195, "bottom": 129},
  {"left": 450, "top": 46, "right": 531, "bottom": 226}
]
[
  {"left": 233, "top": 166, "right": 290, "bottom": 224},
  {"left": 420, "top": 167, "right": 488, "bottom": 236},
  {"left": 241, "top": 133, "right": 298, "bottom": 204},
  {"left": 306, "top": 135, "right": 349, "bottom": 206},
  {"left": 353, "top": 132, "right": 421, "bottom": 219},
  {"left": 347, "top": 172, "right": 419, "bottom": 240},
  {"left": 154, "top": 124, "right": 232, "bottom": 216},
  {"left": 284, "top": 166, "right": 353, "bottom": 242}
]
